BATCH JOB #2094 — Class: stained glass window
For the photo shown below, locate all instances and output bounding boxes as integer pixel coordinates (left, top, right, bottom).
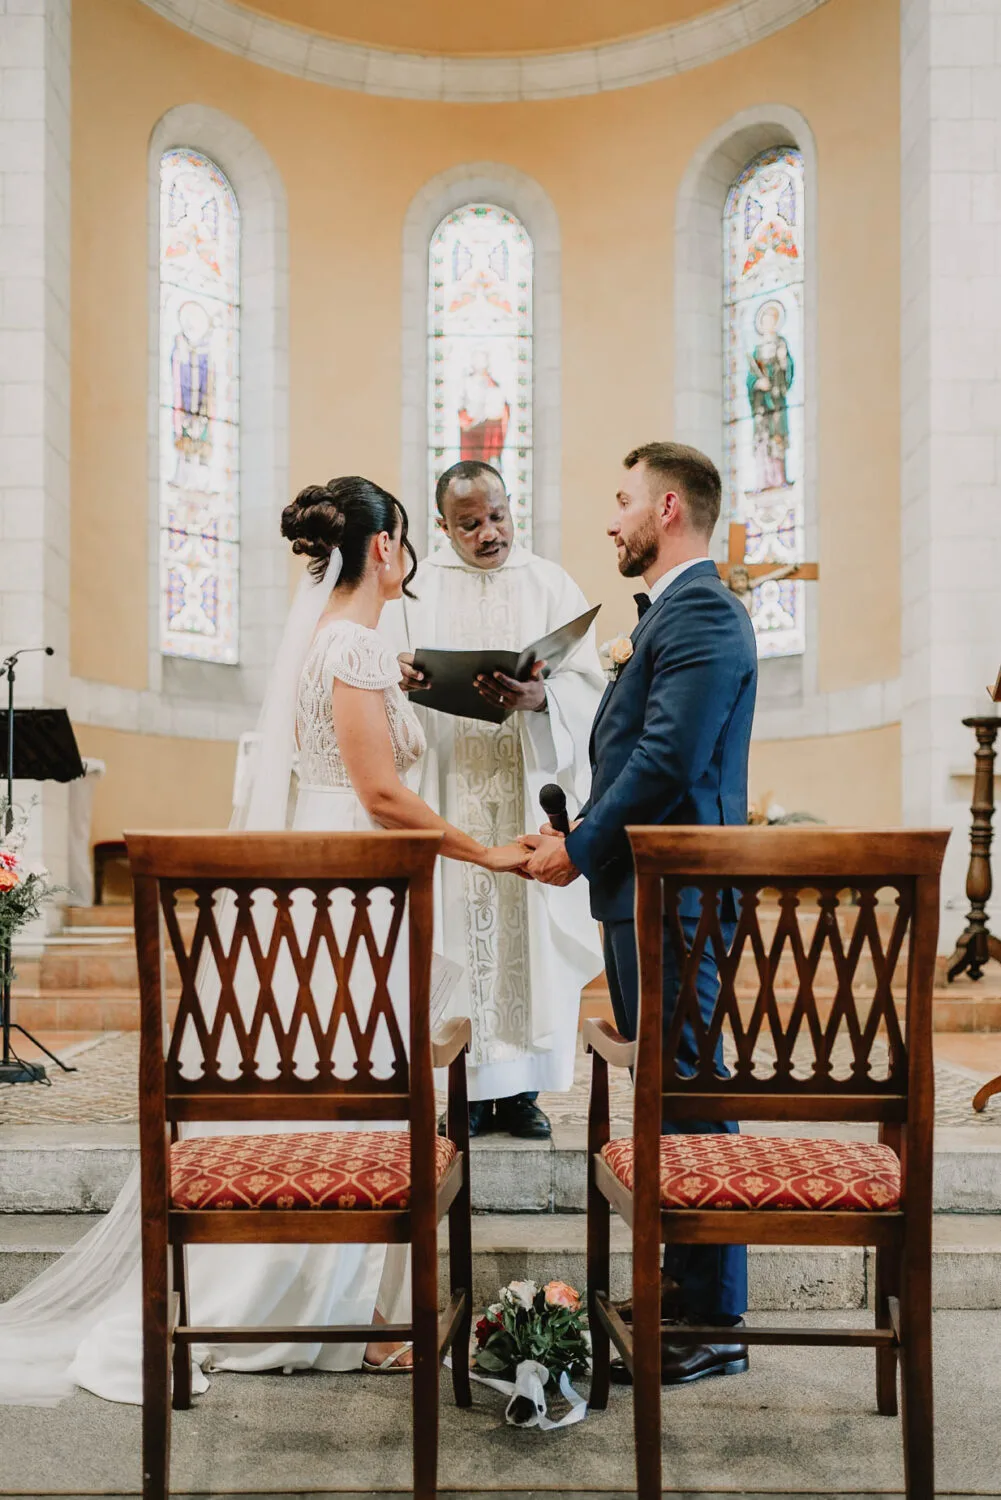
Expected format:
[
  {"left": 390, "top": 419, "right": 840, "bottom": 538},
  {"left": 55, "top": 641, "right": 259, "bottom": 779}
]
[
  {"left": 427, "top": 204, "right": 533, "bottom": 550},
  {"left": 723, "top": 147, "right": 805, "bottom": 658},
  {"left": 158, "top": 148, "right": 240, "bottom": 663}
]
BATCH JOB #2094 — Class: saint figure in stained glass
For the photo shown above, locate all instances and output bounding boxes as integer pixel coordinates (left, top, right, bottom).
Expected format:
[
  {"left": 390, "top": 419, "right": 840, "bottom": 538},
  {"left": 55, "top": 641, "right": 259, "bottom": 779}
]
[
  {"left": 427, "top": 204, "right": 533, "bottom": 550},
  {"left": 747, "top": 298, "right": 794, "bottom": 492},
  {"left": 158, "top": 148, "right": 240, "bottom": 664},
  {"left": 170, "top": 300, "right": 215, "bottom": 490},
  {"left": 723, "top": 146, "right": 805, "bottom": 658}
]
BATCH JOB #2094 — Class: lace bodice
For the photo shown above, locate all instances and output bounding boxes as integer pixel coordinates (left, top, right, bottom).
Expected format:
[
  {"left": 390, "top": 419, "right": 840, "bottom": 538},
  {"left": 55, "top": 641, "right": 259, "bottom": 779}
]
[{"left": 296, "top": 620, "right": 426, "bottom": 789}]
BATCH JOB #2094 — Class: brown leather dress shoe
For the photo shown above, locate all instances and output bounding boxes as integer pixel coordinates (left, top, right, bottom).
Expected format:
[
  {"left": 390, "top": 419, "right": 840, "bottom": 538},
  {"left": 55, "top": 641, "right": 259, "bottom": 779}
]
[
  {"left": 608, "top": 1319, "right": 749, "bottom": 1386},
  {"left": 659, "top": 1322, "right": 749, "bottom": 1385},
  {"left": 608, "top": 1274, "right": 684, "bottom": 1325}
]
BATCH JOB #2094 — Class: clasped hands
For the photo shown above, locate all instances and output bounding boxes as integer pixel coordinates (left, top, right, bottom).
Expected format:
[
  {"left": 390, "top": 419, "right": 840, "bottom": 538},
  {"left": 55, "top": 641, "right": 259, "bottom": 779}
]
[
  {"left": 483, "top": 823, "right": 580, "bottom": 885},
  {"left": 517, "top": 821, "right": 581, "bottom": 887}
]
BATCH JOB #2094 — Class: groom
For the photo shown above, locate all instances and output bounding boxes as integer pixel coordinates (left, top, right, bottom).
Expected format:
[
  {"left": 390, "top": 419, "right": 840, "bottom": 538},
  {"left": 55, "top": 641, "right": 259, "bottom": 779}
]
[{"left": 522, "top": 441, "right": 758, "bottom": 1385}]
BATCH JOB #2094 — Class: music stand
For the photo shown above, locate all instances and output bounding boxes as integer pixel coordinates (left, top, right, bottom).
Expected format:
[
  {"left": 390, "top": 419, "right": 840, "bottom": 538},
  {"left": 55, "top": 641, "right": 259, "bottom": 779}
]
[{"left": 1, "top": 650, "right": 85, "bottom": 1084}]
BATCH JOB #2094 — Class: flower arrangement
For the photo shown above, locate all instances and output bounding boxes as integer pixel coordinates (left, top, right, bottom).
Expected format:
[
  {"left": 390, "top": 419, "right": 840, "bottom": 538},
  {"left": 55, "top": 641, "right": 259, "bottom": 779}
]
[
  {"left": 747, "top": 789, "right": 824, "bottom": 827},
  {"left": 598, "top": 636, "right": 633, "bottom": 682},
  {"left": 474, "top": 1278, "right": 589, "bottom": 1387},
  {"left": 0, "top": 801, "right": 63, "bottom": 985}
]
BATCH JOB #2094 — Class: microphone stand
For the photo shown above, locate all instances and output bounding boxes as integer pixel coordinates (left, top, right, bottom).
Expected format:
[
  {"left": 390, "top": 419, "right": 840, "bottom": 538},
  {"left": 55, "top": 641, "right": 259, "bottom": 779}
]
[{"left": 1, "top": 646, "right": 76, "bottom": 1084}]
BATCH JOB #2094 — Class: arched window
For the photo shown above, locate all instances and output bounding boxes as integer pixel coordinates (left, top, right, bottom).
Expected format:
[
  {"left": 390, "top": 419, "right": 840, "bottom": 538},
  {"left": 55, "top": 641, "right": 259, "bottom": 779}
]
[
  {"left": 427, "top": 203, "right": 533, "bottom": 551},
  {"left": 158, "top": 148, "right": 240, "bottom": 663},
  {"left": 723, "top": 146, "right": 805, "bottom": 658}
]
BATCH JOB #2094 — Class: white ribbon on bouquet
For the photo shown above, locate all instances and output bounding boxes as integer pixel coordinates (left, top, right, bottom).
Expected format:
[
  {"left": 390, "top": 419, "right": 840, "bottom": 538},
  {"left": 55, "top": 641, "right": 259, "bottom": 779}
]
[{"left": 464, "top": 1357, "right": 588, "bottom": 1429}]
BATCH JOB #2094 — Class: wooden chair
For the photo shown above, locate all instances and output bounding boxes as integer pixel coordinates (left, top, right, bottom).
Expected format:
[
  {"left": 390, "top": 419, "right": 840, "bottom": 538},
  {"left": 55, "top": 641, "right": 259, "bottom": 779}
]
[
  {"left": 585, "top": 827, "right": 948, "bottom": 1500},
  {"left": 128, "top": 830, "right": 473, "bottom": 1500},
  {"left": 93, "top": 838, "right": 129, "bottom": 904}
]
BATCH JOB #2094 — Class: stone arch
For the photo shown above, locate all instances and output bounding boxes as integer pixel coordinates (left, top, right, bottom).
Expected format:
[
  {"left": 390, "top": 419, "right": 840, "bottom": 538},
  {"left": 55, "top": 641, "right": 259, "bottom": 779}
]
[
  {"left": 146, "top": 104, "right": 290, "bottom": 719},
  {"left": 675, "top": 105, "right": 821, "bottom": 715},
  {"left": 401, "top": 162, "right": 562, "bottom": 561}
]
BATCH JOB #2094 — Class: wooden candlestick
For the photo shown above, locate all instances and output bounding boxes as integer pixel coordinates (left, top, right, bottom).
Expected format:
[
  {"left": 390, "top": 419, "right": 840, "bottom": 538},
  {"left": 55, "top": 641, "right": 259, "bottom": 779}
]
[{"left": 946, "top": 716, "right": 1001, "bottom": 984}]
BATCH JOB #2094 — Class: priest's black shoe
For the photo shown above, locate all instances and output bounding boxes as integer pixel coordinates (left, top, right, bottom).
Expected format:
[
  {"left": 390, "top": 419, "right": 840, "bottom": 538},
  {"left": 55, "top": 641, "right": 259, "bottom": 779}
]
[
  {"left": 437, "top": 1100, "right": 495, "bottom": 1138},
  {"left": 493, "top": 1093, "right": 552, "bottom": 1139},
  {"left": 609, "top": 1319, "right": 749, "bottom": 1386}
]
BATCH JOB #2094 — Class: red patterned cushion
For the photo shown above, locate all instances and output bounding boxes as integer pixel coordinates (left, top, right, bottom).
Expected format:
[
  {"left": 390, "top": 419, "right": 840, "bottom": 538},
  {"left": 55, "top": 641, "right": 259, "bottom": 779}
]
[
  {"left": 601, "top": 1134, "right": 901, "bottom": 1211},
  {"left": 171, "top": 1131, "right": 457, "bottom": 1211}
]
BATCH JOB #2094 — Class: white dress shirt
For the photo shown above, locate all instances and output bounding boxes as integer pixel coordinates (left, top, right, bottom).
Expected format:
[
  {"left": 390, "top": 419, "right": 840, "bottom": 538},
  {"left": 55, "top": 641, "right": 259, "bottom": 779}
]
[{"left": 646, "top": 554, "right": 710, "bottom": 605}]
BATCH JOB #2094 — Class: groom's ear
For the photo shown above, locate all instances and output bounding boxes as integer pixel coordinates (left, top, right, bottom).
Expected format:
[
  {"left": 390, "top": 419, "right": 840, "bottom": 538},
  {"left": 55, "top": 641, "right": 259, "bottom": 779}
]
[{"left": 660, "top": 489, "right": 683, "bottom": 529}]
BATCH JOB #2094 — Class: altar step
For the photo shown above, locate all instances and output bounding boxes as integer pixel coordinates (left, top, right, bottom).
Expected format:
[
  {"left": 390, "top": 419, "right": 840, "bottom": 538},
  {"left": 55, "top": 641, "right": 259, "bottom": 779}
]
[
  {"left": 12, "top": 982, "right": 1001, "bottom": 1034},
  {"left": 3, "top": 1123, "right": 1000, "bottom": 1217},
  {"left": 10, "top": 904, "right": 1001, "bottom": 1033},
  {"left": 1, "top": 1210, "right": 999, "bottom": 1312}
]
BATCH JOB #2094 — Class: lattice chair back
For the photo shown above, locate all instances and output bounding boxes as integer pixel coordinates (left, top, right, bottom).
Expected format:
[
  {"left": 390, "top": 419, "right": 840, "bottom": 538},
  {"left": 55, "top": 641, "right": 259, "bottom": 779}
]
[
  {"left": 627, "top": 827, "right": 949, "bottom": 1131},
  {"left": 127, "top": 831, "right": 439, "bottom": 1127}
]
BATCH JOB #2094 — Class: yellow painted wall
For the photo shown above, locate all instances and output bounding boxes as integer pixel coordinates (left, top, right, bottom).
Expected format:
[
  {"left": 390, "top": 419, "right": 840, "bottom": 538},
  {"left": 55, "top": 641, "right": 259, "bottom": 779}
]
[
  {"left": 74, "top": 726, "right": 237, "bottom": 844},
  {"left": 242, "top": 0, "right": 724, "bottom": 54},
  {"left": 69, "top": 0, "right": 902, "bottom": 835},
  {"left": 750, "top": 725, "right": 902, "bottom": 829}
]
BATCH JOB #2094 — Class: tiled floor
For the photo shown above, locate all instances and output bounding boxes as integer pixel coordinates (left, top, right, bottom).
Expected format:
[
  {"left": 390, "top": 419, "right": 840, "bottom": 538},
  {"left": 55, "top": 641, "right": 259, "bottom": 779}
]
[
  {"left": 935, "top": 1031, "right": 1001, "bottom": 1077},
  {"left": 2, "top": 1028, "right": 999, "bottom": 1129}
]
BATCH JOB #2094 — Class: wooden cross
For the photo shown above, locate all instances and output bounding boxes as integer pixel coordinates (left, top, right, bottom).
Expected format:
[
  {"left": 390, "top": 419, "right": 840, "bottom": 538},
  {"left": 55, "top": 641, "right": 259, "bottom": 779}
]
[{"left": 718, "top": 521, "right": 819, "bottom": 603}]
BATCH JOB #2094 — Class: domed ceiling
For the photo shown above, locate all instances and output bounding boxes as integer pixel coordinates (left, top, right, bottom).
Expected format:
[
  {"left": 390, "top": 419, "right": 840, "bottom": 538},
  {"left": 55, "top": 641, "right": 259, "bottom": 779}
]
[{"left": 240, "top": 0, "right": 726, "bottom": 55}]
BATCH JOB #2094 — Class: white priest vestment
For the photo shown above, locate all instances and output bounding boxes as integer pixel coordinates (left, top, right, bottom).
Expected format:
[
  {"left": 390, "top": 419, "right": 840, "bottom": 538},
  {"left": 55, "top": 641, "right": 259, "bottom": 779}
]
[{"left": 381, "top": 543, "right": 605, "bottom": 1099}]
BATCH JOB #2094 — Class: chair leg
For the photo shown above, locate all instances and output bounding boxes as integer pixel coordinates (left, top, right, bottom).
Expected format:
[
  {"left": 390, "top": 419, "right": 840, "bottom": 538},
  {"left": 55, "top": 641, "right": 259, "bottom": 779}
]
[
  {"left": 448, "top": 1159, "right": 473, "bottom": 1408},
  {"left": 171, "top": 1243, "right": 192, "bottom": 1411},
  {"left": 874, "top": 1245, "right": 898, "bottom": 1417},
  {"left": 142, "top": 1220, "right": 171, "bottom": 1500},
  {"left": 586, "top": 1171, "right": 611, "bottom": 1412},
  {"left": 631, "top": 1232, "right": 663, "bottom": 1500},
  {"left": 899, "top": 1241, "right": 934, "bottom": 1500},
  {"left": 411, "top": 1230, "right": 440, "bottom": 1500}
]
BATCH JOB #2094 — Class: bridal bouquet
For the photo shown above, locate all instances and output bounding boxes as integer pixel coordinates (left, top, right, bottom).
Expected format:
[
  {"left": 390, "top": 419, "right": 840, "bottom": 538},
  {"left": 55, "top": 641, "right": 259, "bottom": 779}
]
[
  {"left": 0, "top": 801, "right": 62, "bottom": 985},
  {"left": 472, "top": 1279, "right": 590, "bottom": 1429}
]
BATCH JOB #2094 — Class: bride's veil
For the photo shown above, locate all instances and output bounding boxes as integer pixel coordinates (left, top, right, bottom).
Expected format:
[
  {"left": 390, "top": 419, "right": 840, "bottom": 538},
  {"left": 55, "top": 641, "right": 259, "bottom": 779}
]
[{"left": 0, "top": 555, "right": 342, "bottom": 1405}]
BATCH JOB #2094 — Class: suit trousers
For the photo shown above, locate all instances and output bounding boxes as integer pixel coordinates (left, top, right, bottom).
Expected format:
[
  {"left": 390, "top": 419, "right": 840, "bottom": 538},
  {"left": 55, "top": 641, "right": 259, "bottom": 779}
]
[{"left": 601, "top": 915, "right": 748, "bottom": 1321}]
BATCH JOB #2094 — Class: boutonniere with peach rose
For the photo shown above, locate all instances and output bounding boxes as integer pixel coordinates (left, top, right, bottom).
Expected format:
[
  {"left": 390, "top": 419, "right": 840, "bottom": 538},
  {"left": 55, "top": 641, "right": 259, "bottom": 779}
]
[{"left": 598, "top": 635, "right": 634, "bottom": 682}]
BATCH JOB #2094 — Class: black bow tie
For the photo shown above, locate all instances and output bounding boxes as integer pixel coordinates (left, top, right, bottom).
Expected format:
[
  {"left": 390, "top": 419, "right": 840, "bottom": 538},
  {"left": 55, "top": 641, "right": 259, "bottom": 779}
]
[{"left": 634, "top": 593, "right": 652, "bottom": 619}]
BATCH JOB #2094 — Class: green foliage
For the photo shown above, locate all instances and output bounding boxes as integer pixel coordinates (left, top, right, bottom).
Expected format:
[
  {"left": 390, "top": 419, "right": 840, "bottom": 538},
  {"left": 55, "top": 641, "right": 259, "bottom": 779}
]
[
  {"left": 0, "top": 798, "right": 64, "bottom": 986},
  {"left": 473, "top": 1283, "right": 590, "bottom": 1385}
]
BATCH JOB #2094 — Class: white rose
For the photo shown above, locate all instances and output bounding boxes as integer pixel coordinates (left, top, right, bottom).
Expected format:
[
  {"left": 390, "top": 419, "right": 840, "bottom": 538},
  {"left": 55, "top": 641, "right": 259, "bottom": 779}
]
[{"left": 505, "top": 1279, "right": 538, "bottom": 1310}]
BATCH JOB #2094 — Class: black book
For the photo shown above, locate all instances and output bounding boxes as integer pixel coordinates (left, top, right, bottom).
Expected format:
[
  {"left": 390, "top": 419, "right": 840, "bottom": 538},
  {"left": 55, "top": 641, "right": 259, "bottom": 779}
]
[{"left": 412, "top": 604, "right": 600, "bottom": 725}]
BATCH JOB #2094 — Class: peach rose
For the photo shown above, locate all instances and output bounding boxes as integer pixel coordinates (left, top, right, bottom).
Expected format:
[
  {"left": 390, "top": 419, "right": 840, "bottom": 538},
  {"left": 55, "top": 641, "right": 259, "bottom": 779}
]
[
  {"left": 0, "top": 867, "right": 19, "bottom": 893},
  {"left": 609, "top": 637, "right": 634, "bottom": 667},
  {"left": 543, "top": 1280, "right": 580, "bottom": 1311}
]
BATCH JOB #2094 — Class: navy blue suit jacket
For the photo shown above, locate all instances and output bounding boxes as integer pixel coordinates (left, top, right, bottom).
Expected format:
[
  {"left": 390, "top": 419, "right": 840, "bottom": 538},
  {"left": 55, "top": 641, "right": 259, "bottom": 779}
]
[{"left": 565, "top": 559, "right": 757, "bottom": 923}]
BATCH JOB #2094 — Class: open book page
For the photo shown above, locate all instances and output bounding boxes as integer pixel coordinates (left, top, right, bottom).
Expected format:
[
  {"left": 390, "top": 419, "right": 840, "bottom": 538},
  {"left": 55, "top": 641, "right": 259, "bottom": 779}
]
[{"left": 430, "top": 951, "right": 464, "bottom": 1032}]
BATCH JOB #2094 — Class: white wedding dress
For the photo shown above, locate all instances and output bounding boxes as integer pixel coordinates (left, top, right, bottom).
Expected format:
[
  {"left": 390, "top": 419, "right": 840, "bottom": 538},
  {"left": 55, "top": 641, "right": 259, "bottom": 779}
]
[{"left": 0, "top": 614, "right": 428, "bottom": 1406}]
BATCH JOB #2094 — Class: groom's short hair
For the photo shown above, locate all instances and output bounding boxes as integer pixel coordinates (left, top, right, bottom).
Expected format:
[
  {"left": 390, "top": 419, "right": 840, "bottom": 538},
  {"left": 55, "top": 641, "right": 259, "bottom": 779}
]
[{"left": 624, "top": 442, "right": 721, "bottom": 538}]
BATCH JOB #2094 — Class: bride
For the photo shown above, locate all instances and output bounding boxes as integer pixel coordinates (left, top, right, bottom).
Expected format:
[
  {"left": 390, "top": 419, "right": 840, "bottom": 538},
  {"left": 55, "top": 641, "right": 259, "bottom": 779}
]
[{"left": 0, "top": 475, "right": 528, "bottom": 1404}]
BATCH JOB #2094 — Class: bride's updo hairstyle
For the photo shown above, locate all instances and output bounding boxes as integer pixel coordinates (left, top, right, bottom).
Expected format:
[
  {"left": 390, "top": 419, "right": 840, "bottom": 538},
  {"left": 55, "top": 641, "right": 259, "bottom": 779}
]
[{"left": 281, "top": 475, "right": 417, "bottom": 597}]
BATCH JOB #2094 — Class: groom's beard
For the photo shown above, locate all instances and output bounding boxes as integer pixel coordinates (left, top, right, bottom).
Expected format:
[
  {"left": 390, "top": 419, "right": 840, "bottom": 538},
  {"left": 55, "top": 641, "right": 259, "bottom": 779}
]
[{"left": 616, "top": 518, "right": 660, "bottom": 578}]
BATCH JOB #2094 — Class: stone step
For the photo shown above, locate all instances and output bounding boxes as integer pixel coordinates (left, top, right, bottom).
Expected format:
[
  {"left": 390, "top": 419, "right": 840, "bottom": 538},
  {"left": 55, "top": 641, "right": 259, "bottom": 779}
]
[
  {"left": 1, "top": 1212, "right": 999, "bottom": 1312},
  {"left": 65, "top": 905, "right": 134, "bottom": 928},
  {"left": 4, "top": 1122, "right": 1000, "bottom": 1216},
  {"left": 12, "top": 980, "right": 1001, "bottom": 1035}
]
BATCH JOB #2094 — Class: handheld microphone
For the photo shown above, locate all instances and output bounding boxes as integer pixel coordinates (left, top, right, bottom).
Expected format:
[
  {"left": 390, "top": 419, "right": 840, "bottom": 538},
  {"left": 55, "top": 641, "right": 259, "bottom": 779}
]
[{"left": 539, "top": 782, "right": 571, "bottom": 837}]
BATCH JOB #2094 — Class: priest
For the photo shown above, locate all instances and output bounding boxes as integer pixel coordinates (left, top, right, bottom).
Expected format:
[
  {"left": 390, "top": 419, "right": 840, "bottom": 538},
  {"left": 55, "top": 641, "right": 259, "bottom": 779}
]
[{"left": 382, "top": 460, "right": 605, "bottom": 1138}]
